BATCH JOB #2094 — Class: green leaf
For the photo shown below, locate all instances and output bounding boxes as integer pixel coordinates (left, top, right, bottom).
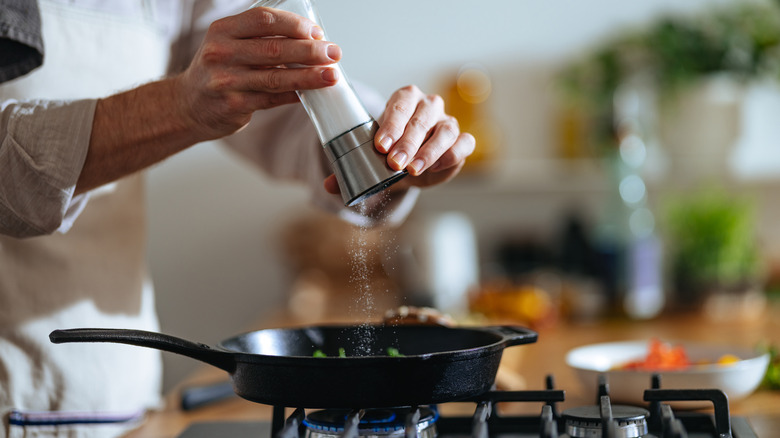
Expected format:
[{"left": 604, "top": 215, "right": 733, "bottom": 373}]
[{"left": 386, "top": 347, "right": 405, "bottom": 357}]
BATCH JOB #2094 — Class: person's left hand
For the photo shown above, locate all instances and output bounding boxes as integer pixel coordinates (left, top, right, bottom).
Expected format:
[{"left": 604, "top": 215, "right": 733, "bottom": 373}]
[{"left": 324, "top": 85, "right": 475, "bottom": 195}]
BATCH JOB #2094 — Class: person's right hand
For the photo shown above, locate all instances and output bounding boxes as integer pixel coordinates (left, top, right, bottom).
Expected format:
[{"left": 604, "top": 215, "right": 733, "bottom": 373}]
[{"left": 175, "top": 6, "right": 342, "bottom": 141}]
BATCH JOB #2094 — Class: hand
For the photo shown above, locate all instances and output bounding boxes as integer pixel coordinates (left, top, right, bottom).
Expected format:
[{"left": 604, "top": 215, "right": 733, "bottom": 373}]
[
  {"left": 377, "top": 85, "right": 475, "bottom": 186},
  {"left": 175, "top": 7, "right": 342, "bottom": 141},
  {"left": 323, "top": 85, "right": 475, "bottom": 195}
]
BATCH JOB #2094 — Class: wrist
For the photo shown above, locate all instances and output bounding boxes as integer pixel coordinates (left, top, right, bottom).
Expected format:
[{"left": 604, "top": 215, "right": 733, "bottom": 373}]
[{"left": 167, "top": 74, "right": 214, "bottom": 144}]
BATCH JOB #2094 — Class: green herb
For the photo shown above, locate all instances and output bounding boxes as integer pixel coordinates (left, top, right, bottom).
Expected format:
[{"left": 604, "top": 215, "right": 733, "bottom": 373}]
[
  {"left": 387, "top": 347, "right": 404, "bottom": 357},
  {"left": 313, "top": 347, "right": 405, "bottom": 357}
]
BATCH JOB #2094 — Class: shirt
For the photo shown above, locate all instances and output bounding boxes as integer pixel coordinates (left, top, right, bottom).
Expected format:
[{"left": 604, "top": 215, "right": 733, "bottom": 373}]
[{"left": 0, "top": 1, "right": 417, "bottom": 437}]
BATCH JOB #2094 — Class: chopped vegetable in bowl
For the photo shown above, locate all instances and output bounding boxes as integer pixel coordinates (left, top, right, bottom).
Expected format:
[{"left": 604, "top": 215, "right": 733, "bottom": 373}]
[
  {"left": 566, "top": 339, "right": 770, "bottom": 406},
  {"left": 615, "top": 338, "right": 742, "bottom": 371}
]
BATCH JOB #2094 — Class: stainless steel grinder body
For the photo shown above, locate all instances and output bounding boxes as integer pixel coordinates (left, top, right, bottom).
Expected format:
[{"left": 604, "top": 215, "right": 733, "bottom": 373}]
[
  {"left": 249, "top": 0, "right": 407, "bottom": 207},
  {"left": 324, "top": 120, "right": 407, "bottom": 206}
]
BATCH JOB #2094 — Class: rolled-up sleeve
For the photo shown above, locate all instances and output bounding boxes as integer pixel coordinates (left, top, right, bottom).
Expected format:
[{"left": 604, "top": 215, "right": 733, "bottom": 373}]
[{"left": 0, "top": 98, "right": 95, "bottom": 238}]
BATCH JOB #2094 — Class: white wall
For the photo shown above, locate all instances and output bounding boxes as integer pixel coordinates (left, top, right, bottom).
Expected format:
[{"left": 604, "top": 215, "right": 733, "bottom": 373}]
[
  {"left": 320, "top": 0, "right": 731, "bottom": 94},
  {"left": 147, "top": 0, "right": 744, "bottom": 390}
]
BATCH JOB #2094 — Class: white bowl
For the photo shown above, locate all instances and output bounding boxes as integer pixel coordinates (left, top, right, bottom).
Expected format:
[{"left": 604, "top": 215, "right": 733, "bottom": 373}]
[{"left": 565, "top": 340, "right": 770, "bottom": 407}]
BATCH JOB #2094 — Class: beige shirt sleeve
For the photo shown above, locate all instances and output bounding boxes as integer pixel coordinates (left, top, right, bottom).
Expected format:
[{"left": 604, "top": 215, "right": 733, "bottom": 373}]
[{"left": 0, "top": 98, "right": 95, "bottom": 238}]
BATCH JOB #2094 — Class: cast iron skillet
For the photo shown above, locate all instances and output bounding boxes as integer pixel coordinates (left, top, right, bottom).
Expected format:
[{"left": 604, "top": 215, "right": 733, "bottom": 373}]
[{"left": 50, "top": 324, "right": 536, "bottom": 408}]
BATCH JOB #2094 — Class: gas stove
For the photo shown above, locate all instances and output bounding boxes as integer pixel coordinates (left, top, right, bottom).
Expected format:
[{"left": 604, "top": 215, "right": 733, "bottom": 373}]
[{"left": 176, "top": 374, "right": 759, "bottom": 438}]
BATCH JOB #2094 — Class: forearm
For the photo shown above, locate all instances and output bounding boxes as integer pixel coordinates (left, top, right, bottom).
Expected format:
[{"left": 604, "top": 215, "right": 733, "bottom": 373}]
[
  {"left": 75, "top": 5, "right": 341, "bottom": 195},
  {"left": 75, "top": 76, "right": 203, "bottom": 195}
]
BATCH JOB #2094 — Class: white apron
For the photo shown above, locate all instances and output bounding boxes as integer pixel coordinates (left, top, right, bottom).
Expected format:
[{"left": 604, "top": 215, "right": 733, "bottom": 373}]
[{"left": 0, "top": 1, "right": 172, "bottom": 436}]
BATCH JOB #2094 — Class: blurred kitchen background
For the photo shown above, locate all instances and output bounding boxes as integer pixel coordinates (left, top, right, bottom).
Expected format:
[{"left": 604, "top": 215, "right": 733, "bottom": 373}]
[{"left": 145, "top": 0, "right": 780, "bottom": 390}]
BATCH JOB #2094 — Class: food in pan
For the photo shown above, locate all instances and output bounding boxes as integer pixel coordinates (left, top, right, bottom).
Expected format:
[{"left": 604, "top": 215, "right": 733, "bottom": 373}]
[
  {"left": 313, "top": 348, "right": 346, "bottom": 358},
  {"left": 312, "top": 347, "right": 405, "bottom": 357}
]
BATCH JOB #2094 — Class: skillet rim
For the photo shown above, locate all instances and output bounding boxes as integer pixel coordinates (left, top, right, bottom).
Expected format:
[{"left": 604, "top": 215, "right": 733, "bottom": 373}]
[{"left": 214, "top": 324, "right": 518, "bottom": 363}]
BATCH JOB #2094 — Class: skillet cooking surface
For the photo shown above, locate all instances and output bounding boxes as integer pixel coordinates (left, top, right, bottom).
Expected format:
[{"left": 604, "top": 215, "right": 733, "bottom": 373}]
[{"left": 219, "top": 325, "right": 505, "bottom": 357}]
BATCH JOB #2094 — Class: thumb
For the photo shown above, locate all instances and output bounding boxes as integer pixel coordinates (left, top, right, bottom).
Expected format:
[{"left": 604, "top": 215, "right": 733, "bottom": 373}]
[{"left": 323, "top": 174, "right": 340, "bottom": 194}]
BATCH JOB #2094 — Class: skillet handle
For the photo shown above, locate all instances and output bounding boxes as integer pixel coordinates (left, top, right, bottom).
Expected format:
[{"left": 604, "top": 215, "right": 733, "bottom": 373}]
[
  {"left": 489, "top": 326, "right": 538, "bottom": 347},
  {"left": 50, "top": 328, "right": 237, "bottom": 373}
]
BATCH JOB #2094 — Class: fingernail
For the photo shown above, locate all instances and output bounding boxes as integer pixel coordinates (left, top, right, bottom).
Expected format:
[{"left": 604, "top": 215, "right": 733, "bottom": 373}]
[
  {"left": 327, "top": 44, "right": 341, "bottom": 61},
  {"left": 376, "top": 135, "right": 393, "bottom": 153},
  {"left": 321, "top": 67, "right": 339, "bottom": 83},
  {"left": 409, "top": 159, "right": 425, "bottom": 174},
  {"left": 391, "top": 151, "right": 408, "bottom": 168},
  {"left": 311, "top": 26, "right": 324, "bottom": 40}
]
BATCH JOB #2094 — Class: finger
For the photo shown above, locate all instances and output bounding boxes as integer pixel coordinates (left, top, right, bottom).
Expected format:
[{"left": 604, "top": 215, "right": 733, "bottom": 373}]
[
  {"left": 404, "top": 134, "right": 475, "bottom": 189},
  {"left": 374, "top": 85, "right": 425, "bottom": 154},
  {"left": 404, "top": 116, "right": 460, "bottom": 176},
  {"left": 233, "top": 38, "right": 341, "bottom": 67},
  {"left": 428, "top": 132, "right": 476, "bottom": 172},
  {"left": 387, "top": 96, "right": 446, "bottom": 171},
  {"left": 226, "top": 65, "right": 339, "bottom": 93},
  {"left": 323, "top": 174, "right": 340, "bottom": 194},
  {"left": 245, "top": 90, "right": 301, "bottom": 109},
  {"left": 221, "top": 7, "right": 322, "bottom": 40}
]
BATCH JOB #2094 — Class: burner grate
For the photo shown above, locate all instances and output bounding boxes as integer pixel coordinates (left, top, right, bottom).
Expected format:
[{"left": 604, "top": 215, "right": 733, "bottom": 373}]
[{"left": 214, "top": 374, "right": 759, "bottom": 438}]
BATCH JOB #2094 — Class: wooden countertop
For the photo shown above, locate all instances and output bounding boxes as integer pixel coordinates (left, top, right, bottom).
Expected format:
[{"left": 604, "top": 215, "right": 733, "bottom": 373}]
[{"left": 123, "top": 304, "right": 780, "bottom": 438}]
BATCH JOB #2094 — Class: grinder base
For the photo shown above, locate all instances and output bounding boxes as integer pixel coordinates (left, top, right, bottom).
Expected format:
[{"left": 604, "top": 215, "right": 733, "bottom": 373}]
[{"left": 325, "top": 121, "right": 407, "bottom": 206}]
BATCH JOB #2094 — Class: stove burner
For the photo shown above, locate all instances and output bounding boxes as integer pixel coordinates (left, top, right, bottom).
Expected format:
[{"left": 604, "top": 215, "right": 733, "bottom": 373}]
[
  {"left": 562, "top": 404, "right": 649, "bottom": 438},
  {"left": 304, "top": 408, "right": 438, "bottom": 438}
]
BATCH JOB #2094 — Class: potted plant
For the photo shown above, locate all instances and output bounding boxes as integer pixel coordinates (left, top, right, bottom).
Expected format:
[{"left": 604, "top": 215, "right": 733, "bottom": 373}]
[
  {"left": 558, "top": 1, "right": 780, "bottom": 162},
  {"left": 663, "top": 189, "right": 765, "bottom": 318}
]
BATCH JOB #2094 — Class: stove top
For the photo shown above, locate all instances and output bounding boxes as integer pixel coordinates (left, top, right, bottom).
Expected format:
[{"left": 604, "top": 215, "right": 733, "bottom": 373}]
[{"left": 176, "top": 375, "right": 760, "bottom": 438}]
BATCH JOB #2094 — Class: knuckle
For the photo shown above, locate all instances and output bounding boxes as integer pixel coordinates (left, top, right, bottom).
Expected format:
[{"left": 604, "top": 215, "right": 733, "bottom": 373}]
[
  {"left": 259, "top": 68, "right": 284, "bottom": 91},
  {"left": 409, "top": 115, "right": 427, "bottom": 130},
  {"left": 440, "top": 118, "right": 460, "bottom": 137},
  {"left": 427, "top": 94, "right": 444, "bottom": 107},
  {"left": 200, "top": 42, "right": 230, "bottom": 65},
  {"left": 389, "top": 101, "right": 412, "bottom": 116},
  {"left": 262, "top": 38, "right": 285, "bottom": 61},
  {"left": 406, "top": 84, "right": 423, "bottom": 95},
  {"left": 255, "top": 9, "right": 277, "bottom": 27},
  {"left": 394, "top": 84, "right": 420, "bottom": 98},
  {"left": 224, "top": 93, "right": 247, "bottom": 113},
  {"left": 207, "top": 72, "right": 235, "bottom": 92}
]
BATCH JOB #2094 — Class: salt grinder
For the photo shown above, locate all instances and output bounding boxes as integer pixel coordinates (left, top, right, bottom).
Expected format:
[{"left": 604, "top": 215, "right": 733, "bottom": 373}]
[{"left": 250, "top": 0, "right": 407, "bottom": 206}]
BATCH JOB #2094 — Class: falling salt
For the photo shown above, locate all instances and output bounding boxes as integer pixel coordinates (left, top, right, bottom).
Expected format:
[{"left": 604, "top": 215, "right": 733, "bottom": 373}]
[{"left": 348, "top": 190, "right": 395, "bottom": 356}]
